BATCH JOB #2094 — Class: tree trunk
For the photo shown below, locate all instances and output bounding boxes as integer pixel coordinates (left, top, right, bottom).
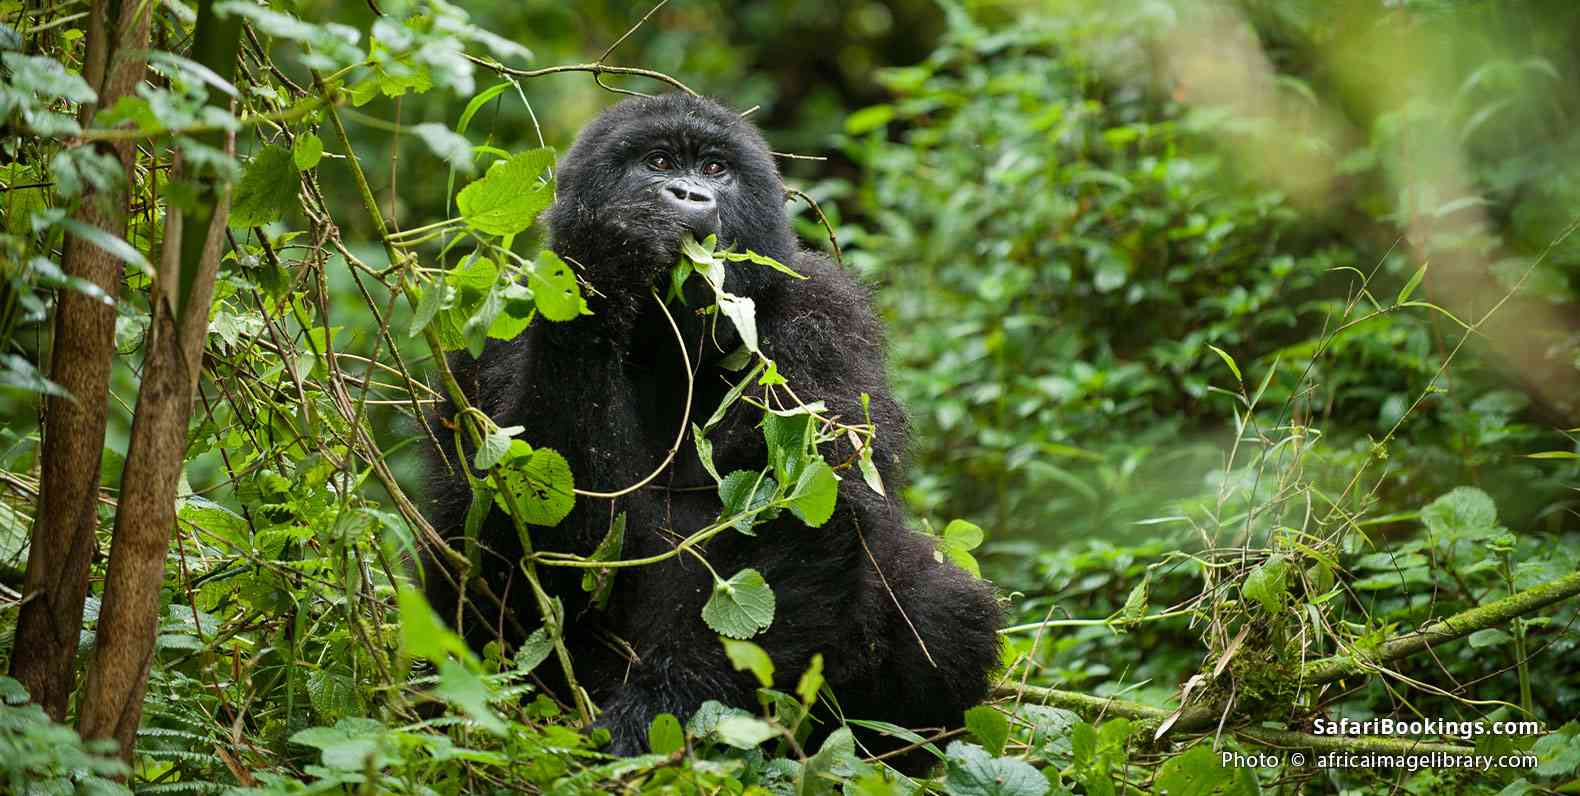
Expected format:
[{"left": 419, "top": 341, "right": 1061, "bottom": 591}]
[
  {"left": 10, "top": 0, "right": 151, "bottom": 722},
  {"left": 76, "top": 0, "right": 242, "bottom": 762}
]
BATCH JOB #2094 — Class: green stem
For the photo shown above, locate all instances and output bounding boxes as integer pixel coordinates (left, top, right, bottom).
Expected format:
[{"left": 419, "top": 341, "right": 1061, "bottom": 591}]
[{"left": 314, "top": 68, "right": 593, "bottom": 725}]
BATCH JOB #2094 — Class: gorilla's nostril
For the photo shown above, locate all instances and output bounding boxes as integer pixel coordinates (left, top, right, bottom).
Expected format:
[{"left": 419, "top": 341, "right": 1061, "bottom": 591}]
[{"left": 665, "top": 181, "right": 714, "bottom": 205}]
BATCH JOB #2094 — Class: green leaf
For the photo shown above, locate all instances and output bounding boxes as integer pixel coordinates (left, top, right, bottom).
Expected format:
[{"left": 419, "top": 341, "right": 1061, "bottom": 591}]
[
  {"left": 1154, "top": 744, "right": 1235, "bottom": 796},
  {"left": 1468, "top": 628, "right": 1513, "bottom": 648},
  {"left": 397, "top": 587, "right": 472, "bottom": 665},
  {"left": 493, "top": 441, "right": 575, "bottom": 527},
  {"left": 944, "top": 741, "right": 1049, "bottom": 796},
  {"left": 845, "top": 105, "right": 895, "bottom": 135},
  {"left": 939, "top": 519, "right": 984, "bottom": 577},
  {"left": 292, "top": 133, "right": 323, "bottom": 170},
  {"left": 702, "top": 568, "right": 776, "bottom": 639},
  {"left": 1422, "top": 486, "right": 1500, "bottom": 541},
  {"left": 718, "top": 294, "right": 760, "bottom": 355},
  {"left": 473, "top": 423, "right": 519, "bottom": 471},
  {"left": 1206, "top": 344, "right": 1242, "bottom": 384},
  {"left": 528, "top": 250, "right": 584, "bottom": 322},
  {"left": 230, "top": 144, "right": 299, "bottom": 229},
  {"left": 789, "top": 460, "right": 838, "bottom": 528},
  {"left": 1396, "top": 262, "right": 1428, "bottom": 305},
  {"left": 648, "top": 713, "right": 684, "bottom": 755},
  {"left": 580, "top": 513, "right": 625, "bottom": 609},
  {"left": 722, "top": 638, "right": 775, "bottom": 688},
  {"left": 796, "top": 653, "right": 824, "bottom": 707},
  {"left": 1241, "top": 555, "right": 1290, "bottom": 613},
  {"left": 715, "top": 715, "right": 778, "bottom": 750},
  {"left": 412, "top": 122, "right": 474, "bottom": 174},
  {"left": 718, "top": 470, "right": 778, "bottom": 534},
  {"left": 435, "top": 658, "right": 506, "bottom": 735},
  {"left": 513, "top": 627, "right": 553, "bottom": 674},
  {"left": 456, "top": 147, "right": 555, "bottom": 236},
  {"left": 290, "top": 719, "right": 390, "bottom": 772},
  {"left": 409, "top": 279, "right": 449, "bottom": 338},
  {"left": 965, "top": 706, "right": 1010, "bottom": 756},
  {"left": 764, "top": 411, "right": 813, "bottom": 483}
]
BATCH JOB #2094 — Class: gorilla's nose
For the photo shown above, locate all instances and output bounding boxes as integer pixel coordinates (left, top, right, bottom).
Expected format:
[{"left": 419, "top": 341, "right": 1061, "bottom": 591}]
[{"left": 663, "top": 178, "right": 720, "bottom": 238}]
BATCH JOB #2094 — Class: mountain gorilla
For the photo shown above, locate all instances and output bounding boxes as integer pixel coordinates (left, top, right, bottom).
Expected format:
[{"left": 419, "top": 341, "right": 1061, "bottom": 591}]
[{"left": 424, "top": 93, "right": 1001, "bottom": 763}]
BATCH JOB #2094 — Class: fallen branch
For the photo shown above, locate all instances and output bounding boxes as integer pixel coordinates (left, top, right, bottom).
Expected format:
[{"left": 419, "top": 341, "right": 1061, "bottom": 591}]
[{"left": 995, "top": 569, "right": 1580, "bottom": 747}]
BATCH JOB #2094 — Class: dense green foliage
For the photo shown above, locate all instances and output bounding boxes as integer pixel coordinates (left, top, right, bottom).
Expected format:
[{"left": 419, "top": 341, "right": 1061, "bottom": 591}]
[{"left": 1, "top": 0, "right": 1578, "bottom": 794}]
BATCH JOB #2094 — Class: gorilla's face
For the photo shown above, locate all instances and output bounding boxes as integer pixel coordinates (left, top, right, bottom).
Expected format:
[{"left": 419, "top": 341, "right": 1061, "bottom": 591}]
[{"left": 546, "top": 95, "right": 797, "bottom": 293}]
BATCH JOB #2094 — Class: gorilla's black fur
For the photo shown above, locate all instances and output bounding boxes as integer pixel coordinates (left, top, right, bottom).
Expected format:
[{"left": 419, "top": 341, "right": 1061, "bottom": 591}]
[{"left": 424, "top": 94, "right": 1001, "bottom": 762}]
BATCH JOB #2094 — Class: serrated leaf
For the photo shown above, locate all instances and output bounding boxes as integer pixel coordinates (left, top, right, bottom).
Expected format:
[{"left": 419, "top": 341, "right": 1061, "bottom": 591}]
[
  {"left": 293, "top": 133, "right": 323, "bottom": 170},
  {"left": 789, "top": 460, "right": 838, "bottom": 528},
  {"left": 1422, "top": 486, "right": 1500, "bottom": 541},
  {"left": 493, "top": 441, "right": 575, "bottom": 527},
  {"left": 944, "top": 741, "right": 1049, "bottom": 796},
  {"left": 457, "top": 147, "right": 555, "bottom": 236},
  {"left": 702, "top": 568, "right": 776, "bottom": 639},
  {"left": 230, "top": 144, "right": 299, "bottom": 228},
  {"left": 719, "top": 470, "right": 778, "bottom": 534},
  {"left": 513, "top": 627, "right": 553, "bottom": 674},
  {"left": 965, "top": 706, "right": 1010, "bottom": 756},
  {"left": 648, "top": 713, "right": 684, "bottom": 755},
  {"left": 722, "top": 638, "right": 775, "bottom": 688}
]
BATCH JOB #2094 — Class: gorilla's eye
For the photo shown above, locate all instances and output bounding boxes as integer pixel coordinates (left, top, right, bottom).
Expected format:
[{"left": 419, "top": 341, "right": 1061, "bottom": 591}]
[
  {"left": 646, "top": 153, "right": 674, "bottom": 171},
  {"left": 701, "top": 161, "right": 728, "bottom": 177}
]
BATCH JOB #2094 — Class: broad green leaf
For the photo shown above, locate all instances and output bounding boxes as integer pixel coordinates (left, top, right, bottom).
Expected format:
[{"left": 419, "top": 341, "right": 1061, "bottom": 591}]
[
  {"left": 435, "top": 659, "right": 506, "bottom": 735},
  {"left": 413, "top": 122, "right": 474, "bottom": 174},
  {"left": 718, "top": 294, "right": 760, "bottom": 354},
  {"left": 457, "top": 147, "right": 555, "bottom": 236},
  {"left": 845, "top": 105, "right": 894, "bottom": 135},
  {"left": 493, "top": 441, "right": 575, "bottom": 527},
  {"left": 230, "top": 144, "right": 299, "bottom": 228},
  {"left": 722, "top": 638, "right": 775, "bottom": 688},
  {"left": 939, "top": 519, "right": 985, "bottom": 577},
  {"left": 1241, "top": 555, "right": 1290, "bottom": 613},
  {"left": 789, "top": 460, "right": 838, "bottom": 528},
  {"left": 472, "top": 423, "right": 519, "bottom": 471},
  {"left": 944, "top": 741, "right": 1049, "bottom": 796},
  {"left": 702, "top": 568, "right": 776, "bottom": 639},
  {"left": 648, "top": 713, "right": 684, "bottom": 755},
  {"left": 764, "top": 411, "right": 813, "bottom": 483},
  {"left": 1154, "top": 744, "right": 1235, "bottom": 796},
  {"left": 965, "top": 706, "right": 1010, "bottom": 756},
  {"left": 718, "top": 470, "right": 778, "bottom": 534},
  {"left": 290, "top": 719, "right": 390, "bottom": 772},
  {"left": 528, "top": 250, "right": 584, "bottom": 322},
  {"left": 1468, "top": 628, "right": 1513, "bottom": 648},
  {"left": 397, "top": 587, "right": 471, "bottom": 664},
  {"left": 715, "top": 715, "right": 777, "bottom": 750},
  {"left": 1421, "top": 486, "right": 1500, "bottom": 541},
  {"left": 293, "top": 133, "right": 323, "bottom": 170}
]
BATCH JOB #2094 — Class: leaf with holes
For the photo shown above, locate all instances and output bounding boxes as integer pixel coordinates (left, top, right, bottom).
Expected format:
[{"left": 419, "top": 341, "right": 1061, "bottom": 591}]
[
  {"left": 529, "top": 250, "right": 584, "bottom": 322},
  {"left": 492, "top": 441, "right": 574, "bottom": 527}
]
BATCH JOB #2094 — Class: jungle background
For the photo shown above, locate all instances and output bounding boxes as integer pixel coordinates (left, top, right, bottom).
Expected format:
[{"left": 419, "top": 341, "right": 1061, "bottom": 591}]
[{"left": 1, "top": 0, "right": 1579, "bottom": 793}]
